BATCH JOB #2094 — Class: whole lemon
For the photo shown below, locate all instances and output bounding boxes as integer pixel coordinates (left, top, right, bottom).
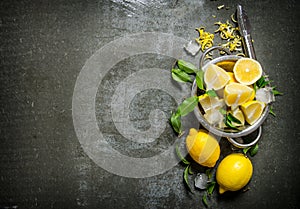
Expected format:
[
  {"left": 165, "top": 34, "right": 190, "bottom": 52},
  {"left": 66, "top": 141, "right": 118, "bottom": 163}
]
[
  {"left": 216, "top": 153, "right": 253, "bottom": 194},
  {"left": 185, "top": 128, "right": 220, "bottom": 167}
]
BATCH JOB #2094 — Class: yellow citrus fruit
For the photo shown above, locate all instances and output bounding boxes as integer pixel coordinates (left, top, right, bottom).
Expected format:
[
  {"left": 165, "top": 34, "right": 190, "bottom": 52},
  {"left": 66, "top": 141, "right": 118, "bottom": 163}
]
[
  {"left": 216, "top": 60, "right": 236, "bottom": 72},
  {"left": 227, "top": 72, "right": 237, "bottom": 84},
  {"left": 204, "top": 64, "right": 230, "bottom": 90},
  {"left": 224, "top": 83, "right": 254, "bottom": 107},
  {"left": 198, "top": 94, "right": 225, "bottom": 112},
  {"left": 230, "top": 107, "right": 245, "bottom": 126},
  {"left": 240, "top": 100, "right": 266, "bottom": 125},
  {"left": 186, "top": 128, "right": 220, "bottom": 167},
  {"left": 216, "top": 153, "right": 253, "bottom": 194},
  {"left": 233, "top": 58, "right": 263, "bottom": 85}
]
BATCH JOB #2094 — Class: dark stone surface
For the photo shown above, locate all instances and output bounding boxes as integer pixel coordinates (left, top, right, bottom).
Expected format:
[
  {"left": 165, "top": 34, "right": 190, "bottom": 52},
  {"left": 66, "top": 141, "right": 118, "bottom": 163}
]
[{"left": 0, "top": 0, "right": 299, "bottom": 209}]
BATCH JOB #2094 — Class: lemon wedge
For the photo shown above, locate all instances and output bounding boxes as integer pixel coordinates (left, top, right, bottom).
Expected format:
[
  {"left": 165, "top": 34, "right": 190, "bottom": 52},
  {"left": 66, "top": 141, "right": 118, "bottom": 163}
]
[
  {"left": 240, "top": 100, "right": 266, "bottom": 125},
  {"left": 224, "top": 83, "right": 254, "bottom": 107},
  {"left": 204, "top": 64, "right": 230, "bottom": 90}
]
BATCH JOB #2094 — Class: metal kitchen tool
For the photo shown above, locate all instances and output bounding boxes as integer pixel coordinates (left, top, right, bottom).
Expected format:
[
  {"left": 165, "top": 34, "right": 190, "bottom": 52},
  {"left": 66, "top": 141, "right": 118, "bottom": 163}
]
[{"left": 191, "top": 6, "right": 270, "bottom": 148}]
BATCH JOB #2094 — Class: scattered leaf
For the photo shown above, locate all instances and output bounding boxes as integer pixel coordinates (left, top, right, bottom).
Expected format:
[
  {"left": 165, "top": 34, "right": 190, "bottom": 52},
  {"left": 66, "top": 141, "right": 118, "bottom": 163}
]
[
  {"left": 177, "top": 59, "right": 198, "bottom": 73},
  {"left": 205, "top": 169, "right": 213, "bottom": 180},
  {"left": 202, "top": 193, "right": 208, "bottom": 207},
  {"left": 175, "top": 144, "right": 190, "bottom": 165},
  {"left": 243, "top": 147, "right": 251, "bottom": 155},
  {"left": 184, "top": 165, "right": 193, "bottom": 192},
  {"left": 269, "top": 106, "right": 276, "bottom": 117},
  {"left": 172, "top": 68, "right": 193, "bottom": 83},
  {"left": 207, "top": 181, "right": 216, "bottom": 196},
  {"left": 250, "top": 144, "right": 259, "bottom": 157},
  {"left": 188, "top": 165, "right": 194, "bottom": 175},
  {"left": 170, "top": 112, "right": 182, "bottom": 134},
  {"left": 177, "top": 96, "right": 199, "bottom": 117},
  {"left": 196, "top": 70, "right": 205, "bottom": 90},
  {"left": 272, "top": 88, "right": 283, "bottom": 96},
  {"left": 206, "top": 89, "right": 217, "bottom": 97}
]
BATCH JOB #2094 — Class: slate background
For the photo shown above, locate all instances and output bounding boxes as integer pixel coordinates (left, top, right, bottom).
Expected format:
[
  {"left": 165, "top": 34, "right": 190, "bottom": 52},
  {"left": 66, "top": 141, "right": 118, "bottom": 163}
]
[{"left": 1, "top": 0, "right": 299, "bottom": 209}]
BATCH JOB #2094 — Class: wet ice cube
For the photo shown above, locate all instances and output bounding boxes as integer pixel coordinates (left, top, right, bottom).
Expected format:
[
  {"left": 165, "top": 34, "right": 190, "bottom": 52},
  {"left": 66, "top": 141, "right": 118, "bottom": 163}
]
[
  {"left": 184, "top": 40, "right": 201, "bottom": 56},
  {"left": 194, "top": 173, "right": 209, "bottom": 189},
  {"left": 255, "top": 87, "right": 275, "bottom": 104}
]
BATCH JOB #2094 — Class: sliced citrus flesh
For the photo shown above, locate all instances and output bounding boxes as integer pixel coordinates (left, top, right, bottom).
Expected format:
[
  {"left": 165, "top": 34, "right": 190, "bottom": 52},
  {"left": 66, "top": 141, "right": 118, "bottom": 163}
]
[
  {"left": 224, "top": 83, "right": 254, "bottom": 107},
  {"left": 233, "top": 58, "right": 263, "bottom": 85},
  {"left": 230, "top": 107, "right": 245, "bottom": 126},
  {"left": 240, "top": 100, "right": 266, "bottom": 125},
  {"left": 204, "top": 64, "right": 230, "bottom": 90},
  {"left": 186, "top": 128, "right": 220, "bottom": 167},
  {"left": 227, "top": 72, "right": 237, "bottom": 84}
]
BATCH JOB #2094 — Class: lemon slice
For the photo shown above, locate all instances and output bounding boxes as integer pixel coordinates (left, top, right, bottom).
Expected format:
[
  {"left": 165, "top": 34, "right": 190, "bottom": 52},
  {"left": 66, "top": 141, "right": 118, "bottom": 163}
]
[
  {"left": 204, "top": 64, "right": 230, "bottom": 90},
  {"left": 240, "top": 100, "right": 266, "bottom": 125},
  {"left": 230, "top": 107, "right": 245, "bottom": 126},
  {"left": 233, "top": 58, "right": 263, "bottom": 85},
  {"left": 224, "top": 83, "right": 254, "bottom": 107},
  {"left": 198, "top": 94, "right": 225, "bottom": 112}
]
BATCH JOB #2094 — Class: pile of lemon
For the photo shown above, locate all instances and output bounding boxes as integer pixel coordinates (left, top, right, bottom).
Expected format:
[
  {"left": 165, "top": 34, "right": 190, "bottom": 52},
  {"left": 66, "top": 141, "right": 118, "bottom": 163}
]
[
  {"left": 186, "top": 128, "right": 253, "bottom": 194},
  {"left": 200, "top": 58, "right": 265, "bottom": 127}
]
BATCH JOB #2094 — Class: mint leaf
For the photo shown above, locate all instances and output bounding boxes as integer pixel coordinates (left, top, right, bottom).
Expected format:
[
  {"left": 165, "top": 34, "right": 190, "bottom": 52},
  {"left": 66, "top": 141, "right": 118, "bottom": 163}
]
[
  {"left": 184, "top": 165, "right": 193, "bottom": 192},
  {"left": 177, "top": 96, "right": 199, "bottom": 117},
  {"left": 170, "top": 112, "right": 182, "bottom": 134},
  {"left": 207, "top": 181, "right": 216, "bottom": 196},
  {"left": 177, "top": 59, "right": 197, "bottom": 74},
  {"left": 250, "top": 144, "right": 259, "bottom": 157},
  {"left": 175, "top": 144, "right": 190, "bottom": 165},
  {"left": 172, "top": 68, "right": 193, "bottom": 83},
  {"left": 196, "top": 70, "right": 205, "bottom": 90},
  {"left": 202, "top": 193, "right": 208, "bottom": 207},
  {"left": 206, "top": 89, "right": 217, "bottom": 97}
]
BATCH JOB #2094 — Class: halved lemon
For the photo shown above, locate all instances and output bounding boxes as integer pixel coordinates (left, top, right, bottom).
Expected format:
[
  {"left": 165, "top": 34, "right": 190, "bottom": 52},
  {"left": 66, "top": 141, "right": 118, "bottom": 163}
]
[
  {"left": 224, "top": 83, "right": 254, "bottom": 107},
  {"left": 204, "top": 64, "right": 230, "bottom": 90},
  {"left": 240, "top": 100, "right": 266, "bottom": 125},
  {"left": 233, "top": 58, "right": 263, "bottom": 85}
]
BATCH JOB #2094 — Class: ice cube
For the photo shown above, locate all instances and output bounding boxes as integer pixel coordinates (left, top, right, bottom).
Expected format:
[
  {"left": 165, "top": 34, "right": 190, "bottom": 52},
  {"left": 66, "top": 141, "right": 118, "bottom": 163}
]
[
  {"left": 184, "top": 40, "right": 201, "bottom": 56},
  {"left": 255, "top": 87, "right": 275, "bottom": 104},
  {"left": 194, "top": 173, "right": 208, "bottom": 189}
]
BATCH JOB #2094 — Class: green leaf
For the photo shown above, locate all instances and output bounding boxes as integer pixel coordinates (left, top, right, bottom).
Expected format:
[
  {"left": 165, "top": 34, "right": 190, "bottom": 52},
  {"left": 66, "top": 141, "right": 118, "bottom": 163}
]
[
  {"left": 175, "top": 144, "right": 190, "bottom": 165},
  {"left": 224, "top": 119, "right": 238, "bottom": 130},
  {"left": 177, "top": 59, "right": 197, "bottom": 74},
  {"left": 219, "top": 108, "right": 227, "bottom": 115},
  {"left": 269, "top": 106, "right": 276, "bottom": 117},
  {"left": 243, "top": 147, "right": 251, "bottom": 155},
  {"left": 227, "top": 113, "right": 242, "bottom": 124},
  {"left": 202, "top": 193, "right": 208, "bottom": 207},
  {"left": 172, "top": 68, "right": 193, "bottom": 83},
  {"left": 205, "top": 169, "right": 212, "bottom": 180},
  {"left": 207, "top": 181, "right": 216, "bottom": 196},
  {"left": 256, "top": 76, "right": 270, "bottom": 89},
  {"left": 170, "top": 112, "right": 182, "bottom": 134},
  {"left": 250, "top": 144, "right": 259, "bottom": 157},
  {"left": 177, "top": 96, "right": 199, "bottom": 117},
  {"left": 272, "top": 88, "right": 283, "bottom": 96},
  {"left": 184, "top": 165, "right": 193, "bottom": 192},
  {"left": 206, "top": 89, "right": 217, "bottom": 97},
  {"left": 195, "top": 70, "right": 205, "bottom": 90},
  {"left": 188, "top": 165, "right": 194, "bottom": 175}
]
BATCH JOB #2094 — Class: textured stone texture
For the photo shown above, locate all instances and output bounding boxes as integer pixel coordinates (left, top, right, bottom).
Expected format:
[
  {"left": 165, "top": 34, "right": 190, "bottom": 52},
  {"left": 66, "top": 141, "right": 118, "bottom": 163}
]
[{"left": 0, "top": 0, "right": 299, "bottom": 209}]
